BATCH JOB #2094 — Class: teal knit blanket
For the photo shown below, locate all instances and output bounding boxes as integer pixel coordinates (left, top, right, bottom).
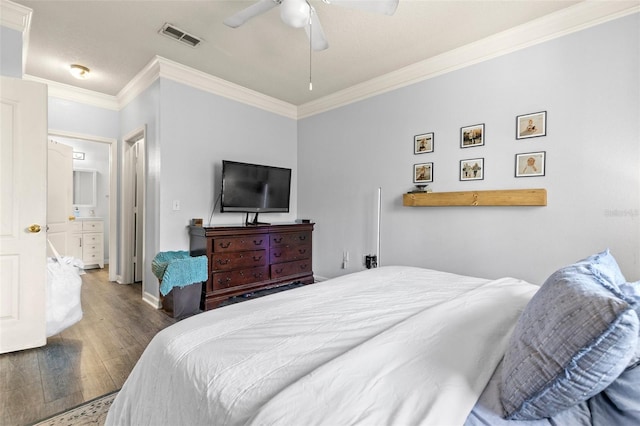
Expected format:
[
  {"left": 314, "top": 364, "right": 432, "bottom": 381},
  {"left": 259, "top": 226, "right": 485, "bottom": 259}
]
[{"left": 152, "top": 251, "right": 208, "bottom": 296}]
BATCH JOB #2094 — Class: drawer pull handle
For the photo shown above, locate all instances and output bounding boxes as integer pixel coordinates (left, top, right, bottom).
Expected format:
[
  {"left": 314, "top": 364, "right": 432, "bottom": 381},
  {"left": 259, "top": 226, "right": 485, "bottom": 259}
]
[
  {"left": 217, "top": 277, "right": 232, "bottom": 284},
  {"left": 274, "top": 253, "right": 282, "bottom": 258},
  {"left": 300, "top": 264, "right": 307, "bottom": 269},
  {"left": 254, "top": 273, "right": 263, "bottom": 279},
  {"left": 275, "top": 268, "right": 283, "bottom": 274},
  {"left": 274, "top": 237, "right": 283, "bottom": 243},
  {"left": 299, "top": 235, "right": 306, "bottom": 241},
  {"left": 219, "top": 241, "right": 232, "bottom": 249},
  {"left": 298, "top": 249, "right": 306, "bottom": 254},
  {"left": 217, "top": 259, "right": 230, "bottom": 265},
  {"left": 253, "top": 255, "right": 262, "bottom": 261},
  {"left": 253, "top": 239, "right": 263, "bottom": 245}
]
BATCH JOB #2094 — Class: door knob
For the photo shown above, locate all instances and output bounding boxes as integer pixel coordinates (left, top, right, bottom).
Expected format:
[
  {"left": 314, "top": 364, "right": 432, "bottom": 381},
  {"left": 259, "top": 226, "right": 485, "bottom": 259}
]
[{"left": 28, "top": 224, "right": 42, "bottom": 233}]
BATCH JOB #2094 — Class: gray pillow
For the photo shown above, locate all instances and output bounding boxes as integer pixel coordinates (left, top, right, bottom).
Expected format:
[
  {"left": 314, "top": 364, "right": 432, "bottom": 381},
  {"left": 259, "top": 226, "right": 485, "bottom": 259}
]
[{"left": 500, "top": 258, "right": 639, "bottom": 420}]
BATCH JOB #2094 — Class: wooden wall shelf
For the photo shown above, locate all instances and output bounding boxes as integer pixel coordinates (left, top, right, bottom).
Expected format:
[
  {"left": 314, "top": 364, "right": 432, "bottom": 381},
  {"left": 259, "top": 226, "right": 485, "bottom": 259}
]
[{"left": 403, "top": 188, "right": 547, "bottom": 207}]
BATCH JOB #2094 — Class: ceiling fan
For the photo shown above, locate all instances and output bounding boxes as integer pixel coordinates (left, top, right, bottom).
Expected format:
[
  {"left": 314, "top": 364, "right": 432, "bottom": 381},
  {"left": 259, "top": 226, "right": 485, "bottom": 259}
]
[{"left": 223, "top": 0, "right": 400, "bottom": 51}]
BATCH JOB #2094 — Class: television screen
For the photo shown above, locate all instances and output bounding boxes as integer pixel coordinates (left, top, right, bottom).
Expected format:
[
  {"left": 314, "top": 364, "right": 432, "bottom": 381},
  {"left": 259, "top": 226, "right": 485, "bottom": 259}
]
[{"left": 221, "top": 160, "right": 291, "bottom": 213}]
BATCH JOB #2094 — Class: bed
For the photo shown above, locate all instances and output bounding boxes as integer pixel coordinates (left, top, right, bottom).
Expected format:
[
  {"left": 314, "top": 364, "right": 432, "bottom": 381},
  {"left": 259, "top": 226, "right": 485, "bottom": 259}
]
[{"left": 106, "top": 250, "right": 640, "bottom": 426}]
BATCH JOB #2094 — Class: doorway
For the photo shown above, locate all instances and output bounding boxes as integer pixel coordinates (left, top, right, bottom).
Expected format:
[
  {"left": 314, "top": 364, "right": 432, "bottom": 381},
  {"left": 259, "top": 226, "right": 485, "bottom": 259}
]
[
  {"left": 121, "top": 127, "right": 146, "bottom": 289},
  {"left": 48, "top": 130, "right": 117, "bottom": 282}
]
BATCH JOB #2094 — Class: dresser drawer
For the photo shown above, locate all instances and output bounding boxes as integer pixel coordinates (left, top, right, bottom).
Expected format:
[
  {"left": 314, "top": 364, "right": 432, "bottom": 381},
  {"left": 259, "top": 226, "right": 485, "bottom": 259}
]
[
  {"left": 212, "top": 235, "right": 268, "bottom": 253},
  {"left": 270, "top": 231, "right": 311, "bottom": 247},
  {"left": 83, "top": 242, "right": 103, "bottom": 254},
  {"left": 83, "top": 251, "right": 103, "bottom": 264},
  {"left": 212, "top": 250, "right": 267, "bottom": 271},
  {"left": 82, "top": 220, "right": 104, "bottom": 232},
  {"left": 270, "top": 244, "right": 311, "bottom": 264},
  {"left": 212, "top": 266, "right": 269, "bottom": 290},
  {"left": 83, "top": 232, "right": 103, "bottom": 245},
  {"left": 270, "top": 259, "right": 312, "bottom": 279}
]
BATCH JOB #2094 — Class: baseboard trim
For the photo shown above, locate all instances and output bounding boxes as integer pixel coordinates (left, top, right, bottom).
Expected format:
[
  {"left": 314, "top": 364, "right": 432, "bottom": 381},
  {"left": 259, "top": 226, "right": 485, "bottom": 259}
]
[{"left": 142, "top": 291, "right": 162, "bottom": 309}]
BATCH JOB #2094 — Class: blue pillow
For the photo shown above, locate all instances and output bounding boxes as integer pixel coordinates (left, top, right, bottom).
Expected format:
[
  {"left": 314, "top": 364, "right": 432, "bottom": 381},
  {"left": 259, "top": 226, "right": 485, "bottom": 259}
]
[
  {"left": 588, "top": 360, "right": 640, "bottom": 424},
  {"left": 575, "top": 249, "right": 627, "bottom": 287},
  {"left": 621, "top": 281, "right": 640, "bottom": 319},
  {"left": 500, "top": 259, "right": 640, "bottom": 420}
]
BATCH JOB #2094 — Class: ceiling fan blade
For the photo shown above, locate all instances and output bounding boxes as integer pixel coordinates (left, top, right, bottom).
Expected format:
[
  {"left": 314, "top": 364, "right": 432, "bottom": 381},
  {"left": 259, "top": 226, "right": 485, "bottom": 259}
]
[
  {"left": 327, "top": 0, "right": 399, "bottom": 16},
  {"left": 305, "top": 7, "right": 329, "bottom": 51},
  {"left": 223, "top": 0, "right": 280, "bottom": 28}
]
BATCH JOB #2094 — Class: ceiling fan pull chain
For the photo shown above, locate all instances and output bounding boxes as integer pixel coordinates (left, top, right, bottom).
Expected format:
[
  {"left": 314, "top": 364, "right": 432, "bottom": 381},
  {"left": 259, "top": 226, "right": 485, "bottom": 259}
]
[{"left": 308, "top": 2, "right": 313, "bottom": 91}]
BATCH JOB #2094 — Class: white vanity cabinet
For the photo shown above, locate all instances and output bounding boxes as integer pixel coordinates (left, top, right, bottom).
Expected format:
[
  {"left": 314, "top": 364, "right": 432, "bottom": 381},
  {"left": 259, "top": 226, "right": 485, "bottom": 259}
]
[{"left": 70, "top": 219, "right": 104, "bottom": 269}]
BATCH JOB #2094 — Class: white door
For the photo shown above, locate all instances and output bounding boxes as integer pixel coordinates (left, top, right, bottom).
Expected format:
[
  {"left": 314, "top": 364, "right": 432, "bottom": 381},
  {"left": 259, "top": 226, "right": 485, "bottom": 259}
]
[
  {"left": 47, "top": 140, "right": 74, "bottom": 257},
  {"left": 122, "top": 133, "right": 145, "bottom": 285},
  {"left": 0, "top": 77, "right": 48, "bottom": 353},
  {"left": 133, "top": 140, "right": 144, "bottom": 282}
]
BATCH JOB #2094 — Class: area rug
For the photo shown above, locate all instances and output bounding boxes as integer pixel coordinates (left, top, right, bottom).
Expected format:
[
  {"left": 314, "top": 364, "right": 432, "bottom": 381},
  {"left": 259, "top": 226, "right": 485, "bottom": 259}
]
[{"left": 31, "top": 391, "right": 118, "bottom": 426}]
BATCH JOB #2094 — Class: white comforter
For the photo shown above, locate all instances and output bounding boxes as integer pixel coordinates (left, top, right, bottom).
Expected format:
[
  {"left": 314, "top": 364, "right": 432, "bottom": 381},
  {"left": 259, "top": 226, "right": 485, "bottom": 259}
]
[{"left": 106, "top": 266, "right": 538, "bottom": 426}]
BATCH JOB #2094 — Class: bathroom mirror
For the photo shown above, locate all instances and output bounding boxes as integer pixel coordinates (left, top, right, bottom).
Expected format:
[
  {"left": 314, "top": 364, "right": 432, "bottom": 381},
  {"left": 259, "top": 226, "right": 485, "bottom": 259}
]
[{"left": 73, "top": 169, "right": 97, "bottom": 207}]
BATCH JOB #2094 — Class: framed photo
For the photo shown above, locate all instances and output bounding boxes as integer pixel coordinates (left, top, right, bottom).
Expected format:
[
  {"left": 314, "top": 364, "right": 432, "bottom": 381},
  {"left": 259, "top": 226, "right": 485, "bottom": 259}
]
[
  {"left": 414, "top": 132, "right": 434, "bottom": 154},
  {"left": 516, "top": 111, "right": 546, "bottom": 139},
  {"left": 460, "top": 158, "right": 484, "bottom": 181},
  {"left": 461, "top": 123, "right": 484, "bottom": 148},
  {"left": 413, "top": 162, "right": 433, "bottom": 183},
  {"left": 515, "top": 151, "right": 546, "bottom": 177}
]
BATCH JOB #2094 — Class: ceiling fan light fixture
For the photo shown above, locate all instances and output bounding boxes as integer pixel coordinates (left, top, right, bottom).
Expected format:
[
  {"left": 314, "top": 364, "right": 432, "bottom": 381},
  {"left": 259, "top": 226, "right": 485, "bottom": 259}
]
[
  {"left": 69, "top": 64, "right": 90, "bottom": 79},
  {"left": 280, "top": 0, "right": 310, "bottom": 28}
]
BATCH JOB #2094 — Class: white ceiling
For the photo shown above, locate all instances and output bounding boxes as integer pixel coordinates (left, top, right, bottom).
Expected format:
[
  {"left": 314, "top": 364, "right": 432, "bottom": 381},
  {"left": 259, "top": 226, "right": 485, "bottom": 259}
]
[{"left": 9, "top": 0, "right": 638, "bottom": 109}]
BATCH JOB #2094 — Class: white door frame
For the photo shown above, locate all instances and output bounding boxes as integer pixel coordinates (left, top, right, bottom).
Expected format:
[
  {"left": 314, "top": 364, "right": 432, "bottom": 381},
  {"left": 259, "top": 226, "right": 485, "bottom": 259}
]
[
  {"left": 121, "top": 126, "right": 146, "bottom": 290},
  {"left": 48, "top": 129, "right": 117, "bottom": 282}
]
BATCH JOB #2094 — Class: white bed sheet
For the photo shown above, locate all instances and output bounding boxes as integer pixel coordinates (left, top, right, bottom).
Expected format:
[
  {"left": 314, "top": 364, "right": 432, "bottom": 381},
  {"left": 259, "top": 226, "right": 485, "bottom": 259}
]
[{"left": 106, "top": 266, "right": 538, "bottom": 426}]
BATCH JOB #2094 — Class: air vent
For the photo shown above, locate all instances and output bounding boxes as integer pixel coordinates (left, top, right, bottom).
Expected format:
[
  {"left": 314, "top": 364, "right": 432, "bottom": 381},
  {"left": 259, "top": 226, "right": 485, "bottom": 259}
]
[{"left": 159, "top": 23, "right": 202, "bottom": 48}]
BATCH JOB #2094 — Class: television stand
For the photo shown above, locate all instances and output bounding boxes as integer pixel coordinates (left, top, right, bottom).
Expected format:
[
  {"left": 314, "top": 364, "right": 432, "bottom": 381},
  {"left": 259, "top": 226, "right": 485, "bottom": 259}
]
[{"left": 245, "top": 212, "right": 270, "bottom": 226}]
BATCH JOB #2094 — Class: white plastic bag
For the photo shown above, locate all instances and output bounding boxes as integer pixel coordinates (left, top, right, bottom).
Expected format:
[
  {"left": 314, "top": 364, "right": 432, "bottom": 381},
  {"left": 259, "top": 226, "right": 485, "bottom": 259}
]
[{"left": 46, "top": 240, "right": 84, "bottom": 337}]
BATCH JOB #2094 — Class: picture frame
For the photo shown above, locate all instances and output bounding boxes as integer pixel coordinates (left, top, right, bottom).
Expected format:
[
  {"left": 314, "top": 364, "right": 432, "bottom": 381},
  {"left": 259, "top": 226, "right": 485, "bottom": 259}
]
[
  {"left": 414, "top": 132, "right": 434, "bottom": 154},
  {"left": 413, "top": 162, "right": 433, "bottom": 183},
  {"left": 516, "top": 111, "right": 546, "bottom": 139},
  {"left": 460, "top": 158, "right": 484, "bottom": 181},
  {"left": 515, "top": 151, "right": 546, "bottom": 177},
  {"left": 460, "top": 123, "right": 484, "bottom": 148}
]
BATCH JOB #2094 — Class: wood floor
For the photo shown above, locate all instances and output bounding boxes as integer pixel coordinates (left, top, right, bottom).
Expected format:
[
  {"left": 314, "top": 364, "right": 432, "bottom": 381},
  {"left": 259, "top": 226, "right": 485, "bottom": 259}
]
[{"left": 0, "top": 267, "right": 177, "bottom": 426}]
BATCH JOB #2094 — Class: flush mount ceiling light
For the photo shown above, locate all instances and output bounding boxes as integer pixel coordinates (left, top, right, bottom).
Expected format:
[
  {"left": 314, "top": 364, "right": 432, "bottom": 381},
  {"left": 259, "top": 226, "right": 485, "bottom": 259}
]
[{"left": 69, "top": 64, "right": 90, "bottom": 79}]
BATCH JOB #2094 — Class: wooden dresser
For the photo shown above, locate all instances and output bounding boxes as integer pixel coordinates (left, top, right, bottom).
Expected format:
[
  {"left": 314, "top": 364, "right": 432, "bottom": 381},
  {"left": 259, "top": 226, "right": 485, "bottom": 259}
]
[{"left": 189, "top": 223, "right": 314, "bottom": 310}]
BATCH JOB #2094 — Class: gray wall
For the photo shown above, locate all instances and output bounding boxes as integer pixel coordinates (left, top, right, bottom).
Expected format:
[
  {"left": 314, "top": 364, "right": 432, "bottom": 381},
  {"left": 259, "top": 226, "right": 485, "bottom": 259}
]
[
  {"left": 119, "top": 78, "right": 298, "bottom": 300},
  {"left": 298, "top": 13, "right": 640, "bottom": 284},
  {"left": 0, "top": 26, "right": 22, "bottom": 77},
  {"left": 120, "top": 79, "right": 160, "bottom": 298},
  {"left": 157, "top": 79, "right": 298, "bottom": 249}
]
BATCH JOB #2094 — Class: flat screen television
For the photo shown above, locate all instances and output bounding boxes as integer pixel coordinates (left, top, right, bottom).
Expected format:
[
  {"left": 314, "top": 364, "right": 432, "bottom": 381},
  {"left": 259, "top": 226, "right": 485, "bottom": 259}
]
[{"left": 220, "top": 160, "right": 292, "bottom": 225}]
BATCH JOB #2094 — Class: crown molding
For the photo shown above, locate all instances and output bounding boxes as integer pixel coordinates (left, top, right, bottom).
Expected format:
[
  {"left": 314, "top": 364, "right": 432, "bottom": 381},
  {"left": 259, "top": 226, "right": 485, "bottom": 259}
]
[
  {"left": 1, "top": 0, "right": 32, "bottom": 74},
  {"left": 0, "top": 0, "right": 31, "bottom": 31},
  {"left": 117, "top": 56, "right": 298, "bottom": 119},
  {"left": 23, "top": 74, "right": 119, "bottom": 110},
  {"left": 297, "top": 1, "right": 640, "bottom": 119},
  {"left": 116, "top": 56, "right": 162, "bottom": 109},
  {"left": 14, "top": 1, "right": 639, "bottom": 120}
]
